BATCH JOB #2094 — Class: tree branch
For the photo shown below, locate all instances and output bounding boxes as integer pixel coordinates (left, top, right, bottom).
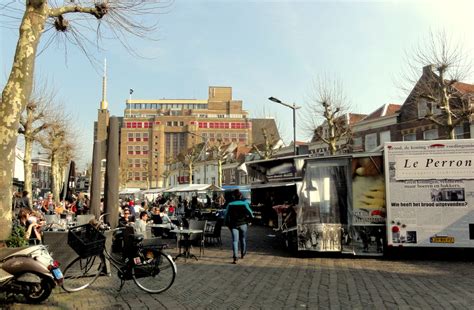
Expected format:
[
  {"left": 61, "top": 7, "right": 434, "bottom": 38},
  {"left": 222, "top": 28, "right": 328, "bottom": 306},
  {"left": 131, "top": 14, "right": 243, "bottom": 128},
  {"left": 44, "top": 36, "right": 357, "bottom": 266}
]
[{"left": 49, "top": 4, "right": 108, "bottom": 19}]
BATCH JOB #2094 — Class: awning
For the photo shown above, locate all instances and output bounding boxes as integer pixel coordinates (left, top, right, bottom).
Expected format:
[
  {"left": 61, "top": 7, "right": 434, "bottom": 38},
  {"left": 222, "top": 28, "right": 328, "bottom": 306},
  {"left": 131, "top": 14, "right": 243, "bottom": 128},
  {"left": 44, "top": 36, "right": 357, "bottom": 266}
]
[
  {"left": 164, "top": 184, "right": 223, "bottom": 193},
  {"left": 251, "top": 182, "right": 296, "bottom": 189},
  {"left": 119, "top": 188, "right": 141, "bottom": 195}
]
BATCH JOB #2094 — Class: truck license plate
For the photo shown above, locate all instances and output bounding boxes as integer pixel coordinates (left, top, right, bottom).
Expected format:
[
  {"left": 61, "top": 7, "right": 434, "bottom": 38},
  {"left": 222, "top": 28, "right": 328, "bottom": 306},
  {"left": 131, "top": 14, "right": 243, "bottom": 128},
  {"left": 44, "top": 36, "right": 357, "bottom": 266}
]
[{"left": 430, "top": 236, "right": 455, "bottom": 243}]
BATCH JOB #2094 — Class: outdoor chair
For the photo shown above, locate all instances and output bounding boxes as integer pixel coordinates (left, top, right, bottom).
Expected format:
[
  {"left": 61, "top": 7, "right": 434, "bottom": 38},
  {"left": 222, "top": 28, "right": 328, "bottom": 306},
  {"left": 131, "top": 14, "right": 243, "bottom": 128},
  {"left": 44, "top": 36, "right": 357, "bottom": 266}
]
[
  {"left": 180, "top": 219, "right": 206, "bottom": 257},
  {"left": 204, "top": 218, "right": 223, "bottom": 247}
]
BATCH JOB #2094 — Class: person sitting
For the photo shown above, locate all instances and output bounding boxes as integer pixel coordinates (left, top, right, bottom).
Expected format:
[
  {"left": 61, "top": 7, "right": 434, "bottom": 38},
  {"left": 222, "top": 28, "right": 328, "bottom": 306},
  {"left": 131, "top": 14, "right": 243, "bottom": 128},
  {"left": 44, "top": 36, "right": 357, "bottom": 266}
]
[
  {"left": 18, "top": 208, "right": 42, "bottom": 244},
  {"left": 134, "top": 211, "right": 148, "bottom": 236},
  {"left": 118, "top": 208, "right": 135, "bottom": 227}
]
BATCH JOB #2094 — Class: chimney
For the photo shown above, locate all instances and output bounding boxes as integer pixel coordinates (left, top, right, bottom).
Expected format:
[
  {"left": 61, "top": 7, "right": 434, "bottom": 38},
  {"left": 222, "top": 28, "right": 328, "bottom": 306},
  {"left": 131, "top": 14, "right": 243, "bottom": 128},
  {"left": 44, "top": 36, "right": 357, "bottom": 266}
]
[{"left": 423, "top": 65, "right": 434, "bottom": 76}]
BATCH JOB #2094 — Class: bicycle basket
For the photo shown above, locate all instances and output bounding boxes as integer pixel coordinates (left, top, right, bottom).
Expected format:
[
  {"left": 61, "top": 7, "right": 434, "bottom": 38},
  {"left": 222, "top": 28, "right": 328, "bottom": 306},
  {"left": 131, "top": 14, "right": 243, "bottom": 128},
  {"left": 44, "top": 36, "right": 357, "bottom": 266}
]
[{"left": 68, "top": 224, "right": 106, "bottom": 258}]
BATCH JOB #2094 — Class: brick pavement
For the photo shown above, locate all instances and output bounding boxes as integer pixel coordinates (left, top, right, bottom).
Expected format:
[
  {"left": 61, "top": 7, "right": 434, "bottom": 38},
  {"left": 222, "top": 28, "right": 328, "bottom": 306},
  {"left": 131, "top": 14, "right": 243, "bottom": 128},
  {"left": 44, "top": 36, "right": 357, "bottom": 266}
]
[{"left": 4, "top": 225, "right": 474, "bottom": 309}]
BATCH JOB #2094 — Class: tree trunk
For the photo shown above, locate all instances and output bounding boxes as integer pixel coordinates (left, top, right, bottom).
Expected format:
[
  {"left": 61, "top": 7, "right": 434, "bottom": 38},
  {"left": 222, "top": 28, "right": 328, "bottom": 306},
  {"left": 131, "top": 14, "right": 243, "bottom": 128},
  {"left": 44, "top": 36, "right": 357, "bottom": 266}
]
[
  {"left": 0, "top": 2, "right": 47, "bottom": 241},
  {"left": 189, "top": 163, "right": 193, "bottom": 185},
  {"left": 23, "top": 136, "right": 34, "bottom": 206},
  {"left": 217, "top": 159, "right": 222, "bottom": 187},
  {"left": 51, "top": 153, "right": 61, "bottom": 205}
]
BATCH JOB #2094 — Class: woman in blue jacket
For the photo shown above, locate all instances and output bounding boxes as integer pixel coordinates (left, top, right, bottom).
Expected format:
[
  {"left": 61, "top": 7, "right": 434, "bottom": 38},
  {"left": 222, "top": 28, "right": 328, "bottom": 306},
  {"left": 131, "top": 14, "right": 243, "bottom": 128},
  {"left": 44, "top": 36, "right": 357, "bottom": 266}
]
[{"left": 224, "top": 189, "right": 254, "bottom": 264}]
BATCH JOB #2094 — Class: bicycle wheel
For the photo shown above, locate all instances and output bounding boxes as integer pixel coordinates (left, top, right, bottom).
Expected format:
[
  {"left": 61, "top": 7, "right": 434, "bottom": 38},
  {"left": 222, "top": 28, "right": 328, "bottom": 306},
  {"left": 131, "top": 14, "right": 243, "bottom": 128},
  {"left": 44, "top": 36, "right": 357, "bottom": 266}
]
[
  {"left": 62, "top": 255, "right": 104, "bottom": 292},
  {"left": 132, "top": 250, "right": 176, "bottom": 293}
]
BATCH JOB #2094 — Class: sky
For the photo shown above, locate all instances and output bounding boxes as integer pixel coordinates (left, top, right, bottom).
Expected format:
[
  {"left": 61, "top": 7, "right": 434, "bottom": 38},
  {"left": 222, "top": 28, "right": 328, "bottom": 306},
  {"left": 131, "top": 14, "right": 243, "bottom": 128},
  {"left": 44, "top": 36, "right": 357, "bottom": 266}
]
[{"left": 1, "top": 0, "right": 474, "bottom": 170}]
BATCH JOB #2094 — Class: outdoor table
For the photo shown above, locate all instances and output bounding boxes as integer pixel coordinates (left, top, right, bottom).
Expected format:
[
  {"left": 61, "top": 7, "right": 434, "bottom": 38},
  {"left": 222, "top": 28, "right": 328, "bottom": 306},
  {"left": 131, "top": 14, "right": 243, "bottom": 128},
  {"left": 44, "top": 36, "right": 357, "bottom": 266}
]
[
  {"left": 147, "top": 223, "right": 171, "bottom": 228},
  {"left": 170, "top": 228, "right": 203, "bottom": 261}
]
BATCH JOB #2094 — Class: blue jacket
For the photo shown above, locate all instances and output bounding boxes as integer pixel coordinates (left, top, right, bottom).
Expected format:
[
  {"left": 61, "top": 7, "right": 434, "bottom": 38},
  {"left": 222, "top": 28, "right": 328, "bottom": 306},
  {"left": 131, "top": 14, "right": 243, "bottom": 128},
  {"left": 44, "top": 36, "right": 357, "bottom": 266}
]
[{"left": 224, "top": 200, "right": 254, "bottom": 228}]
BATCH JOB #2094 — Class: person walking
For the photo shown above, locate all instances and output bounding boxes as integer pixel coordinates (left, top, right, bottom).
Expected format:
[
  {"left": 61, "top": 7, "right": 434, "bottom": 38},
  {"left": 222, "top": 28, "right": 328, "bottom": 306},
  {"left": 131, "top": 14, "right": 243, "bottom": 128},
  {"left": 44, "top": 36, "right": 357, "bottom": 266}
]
[{"left": 224, "top": 189, "right": 254, "bottom": 264}]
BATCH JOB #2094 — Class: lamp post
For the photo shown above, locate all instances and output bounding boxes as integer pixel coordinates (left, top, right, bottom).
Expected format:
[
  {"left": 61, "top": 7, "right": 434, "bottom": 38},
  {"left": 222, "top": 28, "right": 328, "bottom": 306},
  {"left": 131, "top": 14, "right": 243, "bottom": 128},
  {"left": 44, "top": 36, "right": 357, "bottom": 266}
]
[{"left": 268, "top": 97, "right": 301, "bottom": 156}]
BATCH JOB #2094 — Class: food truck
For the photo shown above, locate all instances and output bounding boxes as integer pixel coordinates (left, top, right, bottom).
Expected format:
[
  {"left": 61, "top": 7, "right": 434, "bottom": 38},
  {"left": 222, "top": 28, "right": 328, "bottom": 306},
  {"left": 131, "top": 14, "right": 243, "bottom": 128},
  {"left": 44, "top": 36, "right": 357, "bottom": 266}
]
[{"left": 247, "top": 139, "right": 474, "bottom": 256}]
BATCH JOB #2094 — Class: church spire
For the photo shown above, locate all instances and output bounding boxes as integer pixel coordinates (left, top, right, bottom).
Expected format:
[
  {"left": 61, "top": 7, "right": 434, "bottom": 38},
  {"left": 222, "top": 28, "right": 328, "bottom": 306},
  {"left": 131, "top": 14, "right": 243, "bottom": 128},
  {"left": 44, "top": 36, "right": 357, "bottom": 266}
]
[{"left": 100, "top": 59, "right": 108, "bottom": 110}]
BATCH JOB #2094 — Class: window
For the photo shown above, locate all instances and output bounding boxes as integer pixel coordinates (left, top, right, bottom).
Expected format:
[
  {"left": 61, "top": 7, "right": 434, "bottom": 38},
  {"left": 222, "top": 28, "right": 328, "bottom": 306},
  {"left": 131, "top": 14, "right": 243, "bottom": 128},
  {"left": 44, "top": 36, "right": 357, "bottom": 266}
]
[
  {"left": 142, "top": 145, "right": 149, "bottom": 155},
  {"left": 134, "top": 172, "right": 140, "bottom": 181},
  {"left": 423, "top": 129, "right": 438, "bottom": 140},
  {"left": 128, "top": 133, "right": 134, "bottom": 142},
  {"left": 455, "top": 125, "right": 464, "bottom": 139},
  {"left": 417, "top": 100, "right": 429, "bottom": 119},
  {"left": 142, "top": 172, "right": 148, "bottom": 180},
  {"left": 135, "top": 146, "right": 141, "bottom": 155},
  {"left": 418, "top": 99, "right": 441, "bottom": 118},
  {"left": 403, "top": 133, "right": 416, "bottom": 141},
  {"left": 135, "top": 133, "right": 141, "bottom": 141},
  {"left": 379, "top": 131, "right": 391, "bottom": 145},
  {"left": 364, "top": 133, "right": 377, "bottom": 151},
  {"left": 143, "top": 133, "right": 149, "bottom": 141},
  {"left": 179, "top": 121, "right": 184, "bottom": 126},
  {"left": 352, "top": 137, "right": 362, "bottom": 151},
  {"left": 137, "top": 122, "right": 143, "bottom": 128},
  {"left": 127, "top": 146, "right": 133, "bottom": 155},
  {"left": 167, "top": 121, "right": 172, "bottom": 126},
  {"left": 127, "top": 159, "right": 133, "bottom": 168}
]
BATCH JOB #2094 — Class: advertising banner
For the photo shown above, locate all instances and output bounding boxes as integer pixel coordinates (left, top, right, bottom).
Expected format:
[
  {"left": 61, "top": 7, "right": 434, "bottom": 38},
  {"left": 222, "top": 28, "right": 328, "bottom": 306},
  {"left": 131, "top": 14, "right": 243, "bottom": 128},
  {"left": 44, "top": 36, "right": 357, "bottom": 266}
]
[{"left": 384, "top": 140, "right": 474, "bottom": 248}]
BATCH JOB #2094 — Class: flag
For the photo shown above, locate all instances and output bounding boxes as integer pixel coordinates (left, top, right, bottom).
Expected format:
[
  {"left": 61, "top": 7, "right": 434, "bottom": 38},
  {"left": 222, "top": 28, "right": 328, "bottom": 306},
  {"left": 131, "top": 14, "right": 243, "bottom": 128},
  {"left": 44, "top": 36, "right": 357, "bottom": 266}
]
[{"left": 129, "top": 88, "right": 134, "bottom": 95}]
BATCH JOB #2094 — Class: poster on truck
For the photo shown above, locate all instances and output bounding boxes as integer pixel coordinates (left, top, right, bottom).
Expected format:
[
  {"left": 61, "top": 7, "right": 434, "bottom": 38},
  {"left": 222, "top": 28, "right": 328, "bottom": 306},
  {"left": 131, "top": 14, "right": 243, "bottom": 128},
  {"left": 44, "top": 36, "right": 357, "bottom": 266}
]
[{"left": 384, "top": 139, "right": 474, "bottom": 248}]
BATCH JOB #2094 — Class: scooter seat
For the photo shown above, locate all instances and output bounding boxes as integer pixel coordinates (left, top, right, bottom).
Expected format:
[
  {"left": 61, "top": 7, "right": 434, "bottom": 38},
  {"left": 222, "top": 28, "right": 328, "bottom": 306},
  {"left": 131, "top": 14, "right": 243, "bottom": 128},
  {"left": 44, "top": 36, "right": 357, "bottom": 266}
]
[{"left": 0, "top": 247, "right": 28, "bottom": 260}]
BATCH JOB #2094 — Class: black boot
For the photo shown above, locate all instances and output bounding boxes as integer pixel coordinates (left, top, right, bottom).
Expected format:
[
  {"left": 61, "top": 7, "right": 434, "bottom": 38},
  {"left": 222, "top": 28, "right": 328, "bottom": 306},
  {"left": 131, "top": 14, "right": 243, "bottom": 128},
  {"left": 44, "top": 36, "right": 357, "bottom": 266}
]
[
  {"left": 232, "top": 257, "right": 238, "bottom": 264},
  {"left": 241, "top": 252, "right": 246, "bottom": 259}
]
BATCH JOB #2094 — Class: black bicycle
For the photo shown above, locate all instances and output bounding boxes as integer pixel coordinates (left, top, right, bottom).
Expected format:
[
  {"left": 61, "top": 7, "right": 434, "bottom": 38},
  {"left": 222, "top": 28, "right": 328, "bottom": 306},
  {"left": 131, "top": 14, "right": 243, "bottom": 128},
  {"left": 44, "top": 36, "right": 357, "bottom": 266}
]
[{"left": 61, "top": 215, "right": 176, "bottom": 294}]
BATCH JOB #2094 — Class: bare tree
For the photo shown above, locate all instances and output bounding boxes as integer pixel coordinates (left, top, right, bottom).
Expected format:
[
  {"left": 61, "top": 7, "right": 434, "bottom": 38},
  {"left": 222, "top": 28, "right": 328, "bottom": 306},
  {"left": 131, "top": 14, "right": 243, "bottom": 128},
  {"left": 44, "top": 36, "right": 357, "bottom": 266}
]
[
  {"left": 252, "top": 128, "right": 281, "bottom": 160},
  {"left": 209, "top": 139, "right": 236, "bottom": 187},
  {"left": 402, "top": 30, "right": 473, "bottom": 139},
  {"left": 37, "top": 113, "right": 76, "bottom": 205},
  {"left": 303, "top": 76, "right": 352, "bottom": 155},
  {"left": 0, "top": 0, "right": 169, "bottom": 240},
  {"left": 177, "top": 143, "right": 205, "bottom": 185},
  {"left": 18, "top": 81, "right": 56, "bottom": 205}
]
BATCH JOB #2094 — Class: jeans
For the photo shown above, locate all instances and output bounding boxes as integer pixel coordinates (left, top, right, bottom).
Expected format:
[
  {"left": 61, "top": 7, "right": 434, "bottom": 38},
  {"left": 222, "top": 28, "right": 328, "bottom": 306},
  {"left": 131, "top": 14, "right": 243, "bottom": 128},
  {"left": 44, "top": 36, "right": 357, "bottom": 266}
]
[{"left": 230, "top": 224, "right": 248, "bottom": 259}]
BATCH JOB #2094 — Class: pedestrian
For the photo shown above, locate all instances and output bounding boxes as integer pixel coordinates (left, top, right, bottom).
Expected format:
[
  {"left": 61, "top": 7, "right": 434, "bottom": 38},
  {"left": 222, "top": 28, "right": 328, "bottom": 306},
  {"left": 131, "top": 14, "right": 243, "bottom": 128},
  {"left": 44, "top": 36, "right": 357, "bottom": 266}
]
[
  {"left": 224, "top": 189, "right": 254, "bottom": 264},
  {"left": 20, "top": 191, "right": 32, "bottom": 211}
]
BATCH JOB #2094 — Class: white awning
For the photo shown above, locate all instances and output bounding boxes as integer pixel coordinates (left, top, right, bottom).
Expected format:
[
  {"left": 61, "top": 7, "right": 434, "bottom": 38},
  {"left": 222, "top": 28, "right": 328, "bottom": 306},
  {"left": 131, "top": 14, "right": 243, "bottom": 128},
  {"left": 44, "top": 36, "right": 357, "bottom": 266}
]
[{"left": 164, "top": 184, "right": 223, "bottom": 193}]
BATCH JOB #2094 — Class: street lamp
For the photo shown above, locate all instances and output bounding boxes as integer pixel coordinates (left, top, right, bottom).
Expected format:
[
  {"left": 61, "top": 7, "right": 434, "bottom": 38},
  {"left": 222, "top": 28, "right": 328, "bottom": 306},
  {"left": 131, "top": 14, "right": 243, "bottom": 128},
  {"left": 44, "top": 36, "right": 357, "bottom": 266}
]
[{"left": 268, "top": 97, "right": 301, "bottom": 156}]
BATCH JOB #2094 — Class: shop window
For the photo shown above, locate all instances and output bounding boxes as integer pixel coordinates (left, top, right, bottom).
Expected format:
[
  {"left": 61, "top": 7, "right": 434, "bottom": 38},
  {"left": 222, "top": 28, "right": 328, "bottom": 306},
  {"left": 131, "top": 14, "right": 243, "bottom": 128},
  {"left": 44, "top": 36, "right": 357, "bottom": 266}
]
[
  {"left": 455, "top": 125, "right": 464, "bottom": 139},
  {"left": 364, "top": 133, "right": 377, "bottom": 151},
  {"left": 423, "top": 129, "right": 438, "bottom": 140},
  {"left": 403, "top": 133, "right": 416, "bottom": 141}
]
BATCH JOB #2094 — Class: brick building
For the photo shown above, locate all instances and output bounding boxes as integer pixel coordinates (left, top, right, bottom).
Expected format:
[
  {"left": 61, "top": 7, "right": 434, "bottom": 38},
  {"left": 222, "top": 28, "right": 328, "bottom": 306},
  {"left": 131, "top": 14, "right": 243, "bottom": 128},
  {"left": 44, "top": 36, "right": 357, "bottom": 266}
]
[{"left": 120, "top": 86, "right": 252, "bottom": 189}]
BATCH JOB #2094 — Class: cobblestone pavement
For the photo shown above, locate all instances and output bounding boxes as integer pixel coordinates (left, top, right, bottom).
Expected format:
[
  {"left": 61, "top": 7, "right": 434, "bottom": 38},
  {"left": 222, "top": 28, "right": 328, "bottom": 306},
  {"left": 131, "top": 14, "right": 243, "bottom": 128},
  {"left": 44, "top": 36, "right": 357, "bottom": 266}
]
[{"left": 4, "top": 225, "right": 474, "bottom": 309}]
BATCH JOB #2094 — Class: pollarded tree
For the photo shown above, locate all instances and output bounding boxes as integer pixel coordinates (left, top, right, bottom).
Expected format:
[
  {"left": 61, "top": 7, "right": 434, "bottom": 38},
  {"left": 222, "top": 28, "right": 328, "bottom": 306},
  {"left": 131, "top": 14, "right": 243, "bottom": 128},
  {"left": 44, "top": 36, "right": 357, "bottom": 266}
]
[
  {"left": 18, "top": 82, "right": 56, "bottom": 206},
  {"left": 303, "top": 76, "right": 352, "bottom": 155},
  {"left": 0, "top": 0, "right": 168, "bottom": 240},
  {"left": 209, "top": 139, "right": 237, "bottom": 187},
  {"left": 252, "top": 128, "right": 281, "bottom": 160},
  {"left": 37, "top": 117, "right": 76, "bottom": 206},
  {"left": 403, "top": 31, "right": 473, "bottom": 139},
  {"left": 177, "top": 143, "right": 205, "bottom": 185}
]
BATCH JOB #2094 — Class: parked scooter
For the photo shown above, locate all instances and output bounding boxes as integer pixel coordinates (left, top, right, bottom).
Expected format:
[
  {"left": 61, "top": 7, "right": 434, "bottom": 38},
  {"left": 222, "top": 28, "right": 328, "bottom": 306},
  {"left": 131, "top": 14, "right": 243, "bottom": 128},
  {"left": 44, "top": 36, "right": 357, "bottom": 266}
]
[{"left": 0, "top": 244, "right": 63, "bottom": 304}]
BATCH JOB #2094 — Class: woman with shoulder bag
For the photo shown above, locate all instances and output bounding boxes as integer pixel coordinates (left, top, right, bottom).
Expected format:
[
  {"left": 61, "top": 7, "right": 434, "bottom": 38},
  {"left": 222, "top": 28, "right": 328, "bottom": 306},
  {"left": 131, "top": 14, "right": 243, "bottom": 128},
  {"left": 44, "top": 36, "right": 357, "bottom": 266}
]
[{"left": 224, "top": 189, "right": 254, "bottom": 264}]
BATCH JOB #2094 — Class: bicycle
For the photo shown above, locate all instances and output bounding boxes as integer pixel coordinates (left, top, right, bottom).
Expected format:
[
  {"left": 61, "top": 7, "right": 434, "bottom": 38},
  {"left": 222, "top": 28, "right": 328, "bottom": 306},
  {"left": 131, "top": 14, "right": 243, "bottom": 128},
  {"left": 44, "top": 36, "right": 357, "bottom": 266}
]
[{"left": 61, "top": 214, "right": 177, "bottom": 294}]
